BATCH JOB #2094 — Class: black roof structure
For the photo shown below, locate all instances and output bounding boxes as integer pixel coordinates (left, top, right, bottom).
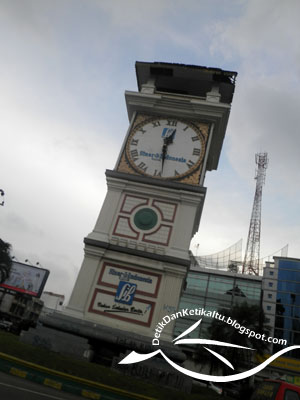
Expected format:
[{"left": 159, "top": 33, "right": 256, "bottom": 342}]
[{"left": 135, "top": 61, "right": 237, "bottom": 104}]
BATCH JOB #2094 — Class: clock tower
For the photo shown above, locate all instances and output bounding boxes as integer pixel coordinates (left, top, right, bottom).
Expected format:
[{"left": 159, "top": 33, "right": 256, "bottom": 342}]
[{"left": 66, "top": 62, "right": 237, "bottom": 347}]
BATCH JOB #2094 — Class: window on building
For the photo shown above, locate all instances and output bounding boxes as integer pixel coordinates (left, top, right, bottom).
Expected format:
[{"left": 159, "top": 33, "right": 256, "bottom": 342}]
[
  {"left": 207, "top": 276, "right": 234, "bottom": 295},
  {"left": 269, "top": 270, "right": 274, "bottom": 276},
  {"left": 267, "top": 306, "right": 272, "bottom": 311},
  {"left": 277, "top": 292, "right": 300, "bottom": 307},
  {"left": 179, "top": 299, "right": 204, "bottom": 310},
  {"left": 173, "top": 319, "right": 201, "bottom": 339},
  {"left": 268, "top": 294, "right": 272, "bottom": 299},
  {"left": 186, "top": 274, "right": 208, "bottom": 293},
  {"left": 269, "top": 282, "right": 273, "bottom": 287}
]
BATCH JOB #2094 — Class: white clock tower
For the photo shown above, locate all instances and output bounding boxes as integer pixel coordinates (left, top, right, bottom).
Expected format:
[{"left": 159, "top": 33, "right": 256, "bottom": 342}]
[{"left": 65, "top": 62, "right": 237, "bottom": 348}]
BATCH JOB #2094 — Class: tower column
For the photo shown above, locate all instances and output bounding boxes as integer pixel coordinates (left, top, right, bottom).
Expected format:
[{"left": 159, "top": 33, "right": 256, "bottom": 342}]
[{"left": 62, "top": 61, "right": 237, "bottom": 357}]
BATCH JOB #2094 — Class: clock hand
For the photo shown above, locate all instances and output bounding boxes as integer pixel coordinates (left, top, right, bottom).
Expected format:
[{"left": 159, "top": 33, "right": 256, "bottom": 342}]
[
  {"left": 166, "top": 129, "right": 176, "bottom": 145},
  {"left": 161, "top": 141, "right": 168, "bottom": 171},
  {"left": 161, "top": 129, "right": 176, "bottom": 171}
]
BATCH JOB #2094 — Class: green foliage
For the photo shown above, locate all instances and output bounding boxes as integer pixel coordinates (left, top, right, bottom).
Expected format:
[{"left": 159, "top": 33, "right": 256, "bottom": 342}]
[
  {"left": 207, "top": 302, "right": 270, "bottom": 373},
  {"left": 0, "top": 239, "right": 12, "bottom": 284}
]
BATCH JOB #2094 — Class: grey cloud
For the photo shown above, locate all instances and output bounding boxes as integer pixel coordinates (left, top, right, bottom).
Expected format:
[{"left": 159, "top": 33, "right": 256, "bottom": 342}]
[{"left": 4, "top": 212, "right": 45, "bottom": 238}]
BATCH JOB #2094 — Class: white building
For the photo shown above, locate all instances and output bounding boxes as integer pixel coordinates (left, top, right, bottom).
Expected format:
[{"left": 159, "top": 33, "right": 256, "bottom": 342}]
[{"left": 41, "top": 291, "right": 64, "bottom": 312}]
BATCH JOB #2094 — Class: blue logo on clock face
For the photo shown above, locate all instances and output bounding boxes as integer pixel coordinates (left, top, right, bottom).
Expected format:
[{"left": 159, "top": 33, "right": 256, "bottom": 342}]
[
  {"left": 115, "top": 281, "right": 137, "bottom": 305},
  {"left": 161, "top": 128, "right": 176, "bottom": 138}
]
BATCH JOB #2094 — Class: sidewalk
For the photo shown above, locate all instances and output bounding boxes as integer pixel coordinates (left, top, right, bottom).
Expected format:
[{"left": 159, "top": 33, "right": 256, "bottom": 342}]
[{"left": 0, "top": 351, "right": 156, "bottom": 400}]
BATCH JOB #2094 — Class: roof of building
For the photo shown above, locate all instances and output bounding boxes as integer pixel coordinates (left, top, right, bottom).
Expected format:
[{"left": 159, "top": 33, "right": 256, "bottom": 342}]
[
  {"left": 43, "top": 291, "right": 65, "bottom": 299},
  {"left": 135, "top": 61, "right": 237, "bottom": 104}
]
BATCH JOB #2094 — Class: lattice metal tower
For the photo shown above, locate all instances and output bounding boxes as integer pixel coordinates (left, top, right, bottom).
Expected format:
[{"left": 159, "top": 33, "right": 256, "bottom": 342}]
[{"left": 242, "top": 153, "right": 269, "bottom": 275}]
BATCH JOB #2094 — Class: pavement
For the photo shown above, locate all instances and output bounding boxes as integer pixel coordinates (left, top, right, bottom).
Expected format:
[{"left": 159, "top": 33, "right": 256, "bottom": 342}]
[
  {"left": 0, "top": 370, "right": 84, "bottom": 400},
  {"left": 0, "top": 351, "right": 156, "bottom": 400}
]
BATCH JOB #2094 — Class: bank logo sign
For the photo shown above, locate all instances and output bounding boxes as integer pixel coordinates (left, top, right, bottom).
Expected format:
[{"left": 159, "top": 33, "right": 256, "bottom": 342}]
[
  {"left": 119, "top": 312, "right": 300, "bottom": 383},
  {"left": 115, "top": 281, "right": 137, "bottom": 305}
]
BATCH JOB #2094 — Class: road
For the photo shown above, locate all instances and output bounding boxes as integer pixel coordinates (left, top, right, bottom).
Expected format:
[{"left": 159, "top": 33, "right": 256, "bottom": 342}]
[{"left": 0, "top": 370, "right": 83, "bottom": 400}]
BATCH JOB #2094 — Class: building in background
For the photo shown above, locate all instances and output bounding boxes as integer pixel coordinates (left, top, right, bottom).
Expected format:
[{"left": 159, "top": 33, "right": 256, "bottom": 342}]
[
  {"left": 41, "top": 291, "right": 65, "bottom": 312},
  {"left": 176, "top": 253, "right": 300, "bottom": 385},
  {"left": 262, "top": 257, "right": 300, "bottom": 384},
  {"left": 263, "top": 257, "right": 300, "bottom": 356},
  {"left": 0, "top": 292, "right": 43, "bottom": 333},
  {"left": 175, "top": 259, "right": 262, "bottom": 346}
]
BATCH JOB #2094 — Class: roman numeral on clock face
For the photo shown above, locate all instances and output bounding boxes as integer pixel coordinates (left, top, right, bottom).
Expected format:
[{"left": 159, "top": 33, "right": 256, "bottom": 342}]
[
  {"left": 137, "top": 162, "right": 147, "bottom": 172},
  {"left": 167, "top": 120, "right": 177, "bottom": 127},
  {"left": 152, "top": 121, "right": 161, "bottom": 128},
  {"left": 131, "top": 139, "right": 139, "bottom": 146},
  {"left": 193, "top": 148, "right": 201, "bottom": 156},
  {"left": 130, "top": 149, "right": 139, "bottom": 161},
  {"left": 153, "top": 169, "right": 162, "bottom": 177},
  {"left": 191, "top": 136, "right": 200, "bottom": 141},
  {"left": 186, "top": 160, "right": 195, "bottom": 169}
]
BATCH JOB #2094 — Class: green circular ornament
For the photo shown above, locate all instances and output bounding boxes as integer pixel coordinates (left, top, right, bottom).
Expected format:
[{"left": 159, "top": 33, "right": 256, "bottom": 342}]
[{"left": 134, "top": 208, "right": 158, "bottom": 231}]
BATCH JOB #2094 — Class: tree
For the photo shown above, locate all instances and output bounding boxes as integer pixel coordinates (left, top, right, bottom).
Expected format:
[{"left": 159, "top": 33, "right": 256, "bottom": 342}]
[
  {"left": 0, "top": 239, "right": 13, "bottom": 284},
  {"left": 207, "top": 302, "right": 270, "bottom": 373}
]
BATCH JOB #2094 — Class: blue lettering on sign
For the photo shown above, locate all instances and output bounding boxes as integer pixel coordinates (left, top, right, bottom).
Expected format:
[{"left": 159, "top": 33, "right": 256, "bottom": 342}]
[
  {"left": 139, "top": 151, "right": 186, "bottom": 163},
  {"left": 115, "top": 281, "right": 137, "bottom": 305},
  {"left": 140, "top": 151, "right": 161, "bottom": 160},
  {"left": 109, "top": 269, "right": 153, "bottom": 284}
]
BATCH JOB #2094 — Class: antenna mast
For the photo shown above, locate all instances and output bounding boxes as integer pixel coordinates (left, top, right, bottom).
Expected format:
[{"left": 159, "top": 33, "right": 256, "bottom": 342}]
[{"left": 242, "top": 153, "right": 268, "bottom": 275}]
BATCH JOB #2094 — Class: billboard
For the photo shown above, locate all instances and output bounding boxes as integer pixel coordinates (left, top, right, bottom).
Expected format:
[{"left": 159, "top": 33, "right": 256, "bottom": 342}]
[{"left": 0, "top": 261, "right": 49, "bottom": 298}]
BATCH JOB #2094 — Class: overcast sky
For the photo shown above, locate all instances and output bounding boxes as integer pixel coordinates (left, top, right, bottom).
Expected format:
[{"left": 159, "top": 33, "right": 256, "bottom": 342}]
[{"left": 1, "top": 0, "right": 300, "bottom": 300}]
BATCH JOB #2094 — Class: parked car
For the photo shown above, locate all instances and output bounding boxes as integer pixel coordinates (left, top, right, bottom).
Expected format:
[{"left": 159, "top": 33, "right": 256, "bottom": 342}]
[
  {"left": 0, "top": 320, "right": 13, "bottom": 331},
  {"left": 250, "top": 379, "right": 300, "bottom": 400}
]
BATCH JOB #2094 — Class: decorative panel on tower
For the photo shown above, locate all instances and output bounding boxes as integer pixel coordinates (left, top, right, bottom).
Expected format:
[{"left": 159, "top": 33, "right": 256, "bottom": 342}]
[{"left": 111, "top": 193, "right": 177, "bottom": 246}]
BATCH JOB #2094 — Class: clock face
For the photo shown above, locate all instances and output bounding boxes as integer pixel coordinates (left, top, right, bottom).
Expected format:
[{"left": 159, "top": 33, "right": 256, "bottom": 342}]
[{"left": 125, "top": 117, "right": 205, "bottom": 179}]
